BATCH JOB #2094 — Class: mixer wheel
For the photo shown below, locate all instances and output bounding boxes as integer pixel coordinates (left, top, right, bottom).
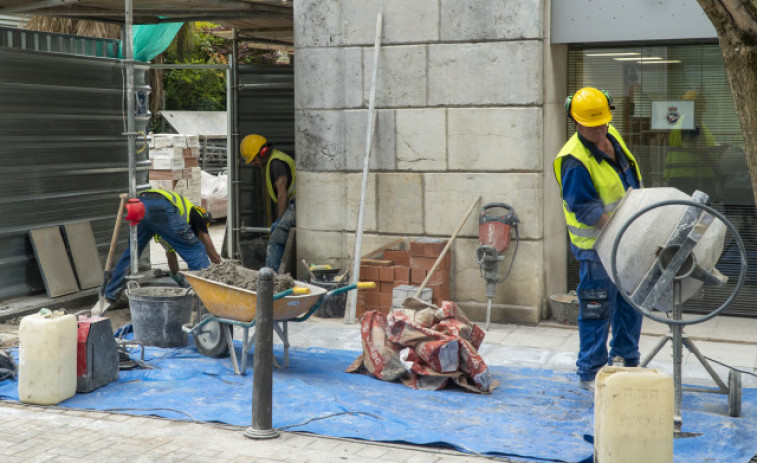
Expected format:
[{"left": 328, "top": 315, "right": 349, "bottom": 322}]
[{"left": 728, "top": 369, "right": 742, "bottom": 418}]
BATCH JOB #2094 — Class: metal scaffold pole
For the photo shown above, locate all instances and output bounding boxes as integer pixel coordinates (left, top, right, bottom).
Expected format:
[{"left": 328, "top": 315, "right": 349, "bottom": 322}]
[{"left": 124, "top": 0, "right": 138, "bottom": 275}]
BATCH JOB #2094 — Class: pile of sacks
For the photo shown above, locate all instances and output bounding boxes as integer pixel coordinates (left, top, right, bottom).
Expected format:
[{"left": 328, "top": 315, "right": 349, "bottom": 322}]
[{"left": 346, "top": 300, "right": 496, "bottom": 393}]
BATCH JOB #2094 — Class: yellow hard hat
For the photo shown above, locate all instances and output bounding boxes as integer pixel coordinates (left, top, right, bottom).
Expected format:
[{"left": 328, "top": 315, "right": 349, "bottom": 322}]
[
  {"left": 682, "top": 90, "right": 699, "bottom": 101},
  {"left": 567, "top": 87, "right": 613, "bottom": 127},
  {"left": 240, "top": 134, "right": 267, "bottom": 164}
]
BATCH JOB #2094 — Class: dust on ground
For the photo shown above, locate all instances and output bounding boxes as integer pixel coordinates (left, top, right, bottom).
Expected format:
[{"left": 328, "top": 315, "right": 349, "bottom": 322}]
[{"left": 195, "top": 261, "right": 295, "bottom": 293}]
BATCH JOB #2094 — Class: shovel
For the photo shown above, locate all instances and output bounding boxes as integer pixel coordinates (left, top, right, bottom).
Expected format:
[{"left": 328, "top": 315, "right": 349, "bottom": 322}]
[
  {"left": 402, "top": 195, "right": 480, "bottom": 310},
  {"left": 92, "top": 193, "right": 128, "bottom": 316}
]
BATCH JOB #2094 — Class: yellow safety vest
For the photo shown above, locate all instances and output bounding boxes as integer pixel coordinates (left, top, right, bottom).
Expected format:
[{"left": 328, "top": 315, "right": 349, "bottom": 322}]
[
  {"left": 265, "top": 149, "right": 296, "bottom": 203},
  {"left": 141, "top": 189, "right": 195, "bottom": 223},
  {"left": 553, "top": 125, "right": 642, "bottom": 250},
  {"left": 665, "top": 117, "right": 717, "bottom": 180}
]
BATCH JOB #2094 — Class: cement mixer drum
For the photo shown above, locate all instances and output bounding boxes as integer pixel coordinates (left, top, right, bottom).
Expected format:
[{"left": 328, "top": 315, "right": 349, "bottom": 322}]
[{"left": 594, "top": 187, "right": 726, "bottom": 312}]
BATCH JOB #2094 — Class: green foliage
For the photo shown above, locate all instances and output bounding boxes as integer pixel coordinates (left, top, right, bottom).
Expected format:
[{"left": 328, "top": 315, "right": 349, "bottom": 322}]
[
  {"left": 159, "top": 23, "right": 281, "bottom": 114},
  {"left": 162, "top": 23, "right": 227, "bottom": 111}
]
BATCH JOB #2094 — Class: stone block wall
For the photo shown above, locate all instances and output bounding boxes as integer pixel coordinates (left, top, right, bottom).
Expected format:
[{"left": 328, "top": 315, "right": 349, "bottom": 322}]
[{"left": 294, "top": 0, "right": 567, "bottom": 323}]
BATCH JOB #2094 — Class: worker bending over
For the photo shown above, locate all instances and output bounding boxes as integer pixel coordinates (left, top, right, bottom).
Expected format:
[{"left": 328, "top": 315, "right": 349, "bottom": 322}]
[
  {"left": 240, "top": 134, "right": 296, "bottom": 272},
  {"left": 102, "top": 189, "right": 221, "bottom": 308},
  {"left": 554, "top": 87, "right": 644, "bottom": 389}
]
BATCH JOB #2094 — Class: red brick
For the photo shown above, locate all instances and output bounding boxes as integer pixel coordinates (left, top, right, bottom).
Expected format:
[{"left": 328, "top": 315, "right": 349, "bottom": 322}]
[
  {"left": 360, "top": 265, "right": 380, "bottom": 282},
  {"left": 380, "top": 281, "right": 396, "bottom": 294},
  {"left": 379, "top": 266, "right": 395, "bottom": 282},
  {"left": 184, "top": 157, "right": 199, "bottom": 167},
  {"left": 425, "top": 266, "right": 450, "bottom": 285},
  {"left": 149, "top": 169, "right": 183, "bottom": 180},
  {"left": 410, "top": 268, "right": 427, "bottom": 285},
  {"left": 410, "top": 254, "right": 450, "bottom": 271},
  {"left": 379, "top": 293, "right": 392, "bottom": 310},
  {"left": 383, "top": 250, "right": 410, "bottom": 266},
  {"left": 393, "top": 265, "right": 410, "bottom": 284},
  {"left": 410, "top": 239, "right": 447, "bottom": 258},
  {"left": 427, "top": 281, "right": 451, "bottom": 306},
  {"left": 364, "top": 292, "right": 380, "bottom": 308}
]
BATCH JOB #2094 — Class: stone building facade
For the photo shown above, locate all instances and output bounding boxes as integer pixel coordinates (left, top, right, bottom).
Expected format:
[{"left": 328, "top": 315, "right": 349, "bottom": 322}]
[{"left": 293, "top": 0, "right": 568, "bottom": 323}]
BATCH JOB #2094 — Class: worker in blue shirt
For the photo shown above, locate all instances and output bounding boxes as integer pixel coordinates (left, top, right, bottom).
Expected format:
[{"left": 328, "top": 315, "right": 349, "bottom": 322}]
[{"left": 553, "top": 87, "right": 644, "bottom": 389}]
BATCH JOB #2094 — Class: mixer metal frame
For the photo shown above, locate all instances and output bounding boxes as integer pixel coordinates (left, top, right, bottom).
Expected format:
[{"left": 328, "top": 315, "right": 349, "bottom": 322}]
[{"left": 609, "top": 195, "right": 747, "bottom": 433}]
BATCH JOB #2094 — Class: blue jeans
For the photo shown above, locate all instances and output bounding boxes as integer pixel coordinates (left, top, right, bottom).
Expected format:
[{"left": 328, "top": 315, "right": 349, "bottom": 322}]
[
  {"left": 576, "top": 259, "right": 643, "bottom": 381},
  {"left": 104, "top": 196, "right": 210, "bottom": 301},
  {"left": 266, "top": 201, "right": 295, "bottom": 271}
]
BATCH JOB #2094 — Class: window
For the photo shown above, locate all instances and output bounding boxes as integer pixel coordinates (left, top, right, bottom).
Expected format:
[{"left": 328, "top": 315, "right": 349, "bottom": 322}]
[{"left": 567, "top": 44, "right": 755, "bottom": 316}]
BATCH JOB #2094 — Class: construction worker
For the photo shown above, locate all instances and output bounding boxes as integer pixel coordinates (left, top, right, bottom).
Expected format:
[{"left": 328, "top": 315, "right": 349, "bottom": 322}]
[
  {"left": 102, "top": 189, "right": 221, "bottom": 308},
  {"left": 664, "top": 90, "right": 718, "bottom": 194},
  {"left": 240, "top": 134, "right": 295, "bottom": 272},
  {"left": 554, "top": 87, "right": 644, "bottom": 389}
]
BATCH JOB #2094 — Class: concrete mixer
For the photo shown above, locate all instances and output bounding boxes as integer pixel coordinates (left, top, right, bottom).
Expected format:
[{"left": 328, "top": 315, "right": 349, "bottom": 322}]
[{"left": 594, "top": 187, "right": 748, "bottom": 433}]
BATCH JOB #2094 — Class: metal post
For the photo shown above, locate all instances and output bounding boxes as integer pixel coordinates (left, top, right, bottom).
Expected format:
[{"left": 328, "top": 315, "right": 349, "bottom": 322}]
[
  {"left": 672, "top": 280, "right": 683, "bottom": 432},
  {"left": 226, "top": 53, "right": 235, "bottom": 259},
  {"left": 244, "top": 267, "right": 279, "bottom": 439},
  {"left": 124, "top": 0, "right": 139, "bottom": 275},
  {"left": 345, "top": 12, "right": 382, "bottom": 324},
  {"left": 231, "top": 28, "right": 240, "bottom": 260}
]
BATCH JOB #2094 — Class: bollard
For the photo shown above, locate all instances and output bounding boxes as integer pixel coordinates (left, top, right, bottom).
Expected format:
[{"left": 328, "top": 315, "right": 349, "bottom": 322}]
[{"left": 244, "top": 267, "right": 279, "bottom": 439}]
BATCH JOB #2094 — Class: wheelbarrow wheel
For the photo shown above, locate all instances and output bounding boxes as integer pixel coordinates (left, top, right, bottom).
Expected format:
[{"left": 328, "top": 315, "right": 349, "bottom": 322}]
[{"left": 194, "top": 314, "right": 229, "bottom": 358}]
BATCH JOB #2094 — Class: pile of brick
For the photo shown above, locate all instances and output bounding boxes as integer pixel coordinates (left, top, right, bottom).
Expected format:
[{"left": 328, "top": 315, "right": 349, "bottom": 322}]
[
  {"left": 356, "top": 239, "right": 450, "bottom": 317},
  {"left": 147, "top": 134, "right": 202, "bottom": 205}
]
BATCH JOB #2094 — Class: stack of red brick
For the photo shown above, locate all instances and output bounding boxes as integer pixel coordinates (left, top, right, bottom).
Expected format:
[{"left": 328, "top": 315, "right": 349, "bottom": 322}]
[{"left": 356, "top": 239, "right": 451, "bottom": 317}]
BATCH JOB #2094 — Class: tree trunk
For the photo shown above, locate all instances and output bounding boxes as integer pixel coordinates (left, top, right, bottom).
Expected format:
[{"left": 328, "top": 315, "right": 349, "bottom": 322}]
[{"left": 697, "top": 0, "right": 757, "bottom": 206}]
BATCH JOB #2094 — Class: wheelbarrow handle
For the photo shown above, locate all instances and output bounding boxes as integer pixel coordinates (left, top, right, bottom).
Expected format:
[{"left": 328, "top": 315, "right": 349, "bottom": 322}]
[{"left": 273, "top": 286, "right": 310, "bottom": 301}]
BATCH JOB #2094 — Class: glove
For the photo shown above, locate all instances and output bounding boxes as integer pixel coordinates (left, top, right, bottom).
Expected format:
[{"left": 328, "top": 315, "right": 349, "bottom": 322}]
[
  {"left": 270, "top": 218, "right": 281, "bottom": 233},
  {"left": 169, "top": 272, "right": 189, "bottom": 288}
]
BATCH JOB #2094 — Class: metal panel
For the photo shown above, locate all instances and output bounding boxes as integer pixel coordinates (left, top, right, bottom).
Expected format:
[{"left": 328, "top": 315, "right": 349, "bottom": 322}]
[
  {"left": 551, "top": 0, "right": 716, "bottom": 44},
  {"left": 237, "top": 64, "right": 294, "bottom": 230},
  {"left": 0, "top": 14, "right": 27, "bottom": 28},
  {"left": 0, "top": 26, "right": 119, "bottom": 57},
  {"left": 0, "top": 46, "right": 150, "bottom": 299}
]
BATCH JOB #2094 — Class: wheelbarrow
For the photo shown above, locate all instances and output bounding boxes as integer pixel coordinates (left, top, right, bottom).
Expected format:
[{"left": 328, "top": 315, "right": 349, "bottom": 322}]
[{"left": 181, "top": 265, "right": 374, "bottom": 374}]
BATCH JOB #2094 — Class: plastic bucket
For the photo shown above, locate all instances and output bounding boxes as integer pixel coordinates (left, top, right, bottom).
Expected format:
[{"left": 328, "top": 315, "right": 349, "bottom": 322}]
[
  {"left": 126, "top": 287, "right": 195, "bottom": 347},
  {"left": 311, "top": 278, "right": 347, "bottom": 318}
]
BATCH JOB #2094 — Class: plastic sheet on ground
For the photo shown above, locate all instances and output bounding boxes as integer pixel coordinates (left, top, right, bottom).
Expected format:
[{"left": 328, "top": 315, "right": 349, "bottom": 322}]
[{"left": 0, "top": 343, "right": 756, "bottom": 463}]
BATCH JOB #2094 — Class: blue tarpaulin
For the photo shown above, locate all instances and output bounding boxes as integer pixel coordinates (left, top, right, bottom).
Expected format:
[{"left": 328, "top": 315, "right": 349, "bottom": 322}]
[{"left": 1, "top": 342, "right": 756, "bottom": 463}]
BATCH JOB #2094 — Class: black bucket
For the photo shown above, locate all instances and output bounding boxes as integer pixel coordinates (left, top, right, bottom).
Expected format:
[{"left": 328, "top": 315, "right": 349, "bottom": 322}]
[
  {"left": 311, "top": 278, "right": 347, "bottom": 318},
  {"left": 126, "top": 287, "right": 195, "bottom": 347}
]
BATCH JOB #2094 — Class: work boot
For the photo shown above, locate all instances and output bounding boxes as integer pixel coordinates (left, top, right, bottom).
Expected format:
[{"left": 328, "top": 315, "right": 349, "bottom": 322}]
[
  {"left": 580, "top": 379, "right": 595, "bottom": 392},
  {"left": 611, "top": 356, "right": 626, "bottom": 367}
]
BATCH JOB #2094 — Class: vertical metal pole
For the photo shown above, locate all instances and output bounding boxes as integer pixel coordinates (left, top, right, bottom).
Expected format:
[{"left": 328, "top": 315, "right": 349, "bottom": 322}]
[
  {"left": 345, "top": 13, "right": 382, "bottom": 324},
  {"left": 244, "top": 267, "right": 279, "bottom": 439},
  {"left": 226, "top": 54, "right": 234, "bottom": 258},
  {"left": 231, "top": 29, "right": 240, "bottom": 260},
  {"left": 672, "top": 280, "right": 683, "bottom": 432},
  {"left": 124, "top": 0, "right": 139, "bottom": 275}
]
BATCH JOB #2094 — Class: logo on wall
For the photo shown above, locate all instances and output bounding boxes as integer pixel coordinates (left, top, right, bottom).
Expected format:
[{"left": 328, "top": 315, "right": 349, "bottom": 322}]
[{"left": 666, "top": 106, "right": 680, "bottom": 125}]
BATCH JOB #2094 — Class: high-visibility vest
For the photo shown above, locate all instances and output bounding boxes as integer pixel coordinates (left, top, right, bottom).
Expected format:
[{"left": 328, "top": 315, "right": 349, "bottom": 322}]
[
  {"left": 665, "top": 117, "right": 717, "bottom": 180},
  {"left": 553, "top": 125, "right": 642, "bottom": 250},
  {"left": 265, "top": 149, "right": 296, "bottom": 203},
  {"left": 141, "top": 189, "right": 194, "bottom": 223}
]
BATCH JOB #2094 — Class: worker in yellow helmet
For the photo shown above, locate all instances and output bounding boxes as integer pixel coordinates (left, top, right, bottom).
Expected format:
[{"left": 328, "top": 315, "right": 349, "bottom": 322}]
[
  {"left": 240, "top": 134, "right": 295, "bottom": 272},
  {"left": 103, "top": 189, "right": 222, "bottom": 309},
  {"left": 554, "top": 87, "right": 644, "bottom": 390}
]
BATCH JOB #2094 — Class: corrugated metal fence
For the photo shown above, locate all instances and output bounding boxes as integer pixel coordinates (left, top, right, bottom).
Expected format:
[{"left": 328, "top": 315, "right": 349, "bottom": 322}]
[{"left": 0, "top": 45, "right": 149, "bottom": 300}]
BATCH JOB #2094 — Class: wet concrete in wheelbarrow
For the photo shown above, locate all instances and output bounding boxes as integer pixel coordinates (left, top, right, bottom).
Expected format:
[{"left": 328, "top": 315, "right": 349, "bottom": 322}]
[{"left": 194, "top": 261, "right": 296, "bottom": 293}]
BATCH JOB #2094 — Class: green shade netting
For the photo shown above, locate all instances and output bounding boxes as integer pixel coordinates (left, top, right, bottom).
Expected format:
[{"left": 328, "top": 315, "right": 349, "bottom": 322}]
[{"left": 119, "top": 23, "right": 183, "bottom": 62}]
